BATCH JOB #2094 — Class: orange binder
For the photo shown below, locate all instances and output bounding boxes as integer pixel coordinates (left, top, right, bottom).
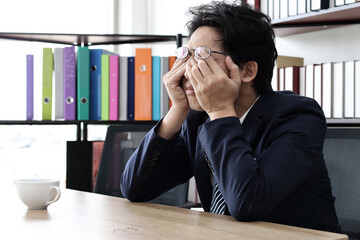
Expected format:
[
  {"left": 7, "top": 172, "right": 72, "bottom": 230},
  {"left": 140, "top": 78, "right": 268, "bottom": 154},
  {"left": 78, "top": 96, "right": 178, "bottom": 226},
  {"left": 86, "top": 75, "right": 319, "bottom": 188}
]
[
  {"left": 169, "top": 56, "right": 176, "bottom": 69},
  {"left": 135, "top": 48, "right": 152, "bottom": 120},
  {"left": 168, "top": 56, "right": 176, "bottom": 108}
]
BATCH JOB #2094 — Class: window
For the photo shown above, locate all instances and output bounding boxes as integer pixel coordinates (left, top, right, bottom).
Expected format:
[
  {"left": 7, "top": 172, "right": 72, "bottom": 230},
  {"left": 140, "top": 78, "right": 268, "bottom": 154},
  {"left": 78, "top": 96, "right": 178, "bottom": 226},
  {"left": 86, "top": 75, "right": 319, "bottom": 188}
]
[{"left": 0, "top": 0, "right": 113, "bottom": 186}]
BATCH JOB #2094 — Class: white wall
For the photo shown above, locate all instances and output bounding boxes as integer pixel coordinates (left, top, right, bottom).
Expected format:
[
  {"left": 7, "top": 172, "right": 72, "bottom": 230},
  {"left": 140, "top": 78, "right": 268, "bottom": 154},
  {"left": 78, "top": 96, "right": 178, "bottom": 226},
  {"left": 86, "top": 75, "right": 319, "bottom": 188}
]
[
  {"left": 0, "top": 0, "right": 113, "bottom": 34},
  {"left": 117, "top": 0, "right": 213, "bottom": 35},
  {"left": 149, "top": 0, "right": 213, "bottom": 35},
  {"left": 116, "top": 0, "right": 213, "bottom": 56},
  {"left": 276, "top": 24, "right": 360, "bottom": 65}
]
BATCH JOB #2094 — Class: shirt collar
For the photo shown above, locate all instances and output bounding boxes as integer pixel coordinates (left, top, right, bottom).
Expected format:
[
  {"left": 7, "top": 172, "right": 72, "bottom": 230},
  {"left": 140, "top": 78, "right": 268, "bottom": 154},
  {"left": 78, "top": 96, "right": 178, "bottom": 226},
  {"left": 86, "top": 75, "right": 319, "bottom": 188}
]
[{"left": 239, "top": 95, "right": 260, "bottom": 124}]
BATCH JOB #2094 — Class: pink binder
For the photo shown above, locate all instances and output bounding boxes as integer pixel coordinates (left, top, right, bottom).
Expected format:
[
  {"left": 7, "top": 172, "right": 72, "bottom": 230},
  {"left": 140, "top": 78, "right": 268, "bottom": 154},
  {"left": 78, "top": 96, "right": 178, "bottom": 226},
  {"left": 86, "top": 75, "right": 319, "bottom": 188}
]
[{"left": 109, "top": 55, "right": 119, "bottom": 121}]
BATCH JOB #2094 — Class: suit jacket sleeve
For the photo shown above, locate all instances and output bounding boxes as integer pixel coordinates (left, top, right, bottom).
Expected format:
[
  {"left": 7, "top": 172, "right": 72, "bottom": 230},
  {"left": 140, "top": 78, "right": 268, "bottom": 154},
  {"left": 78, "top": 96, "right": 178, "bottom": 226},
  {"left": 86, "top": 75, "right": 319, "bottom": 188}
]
[
  {"left": 120, "top": 119, "right": 193, "bottom": 202},
  {"left": 199, "top": 96, "right": 327, "bottom": 221}
]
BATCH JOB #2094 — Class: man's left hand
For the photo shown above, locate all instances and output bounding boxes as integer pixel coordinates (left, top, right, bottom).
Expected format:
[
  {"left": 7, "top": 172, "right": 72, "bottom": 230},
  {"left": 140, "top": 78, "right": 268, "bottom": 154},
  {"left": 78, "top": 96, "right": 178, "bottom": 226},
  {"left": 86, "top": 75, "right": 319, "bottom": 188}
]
[{"left": 186, "top": 55, "right": 241, "bottom": 120}]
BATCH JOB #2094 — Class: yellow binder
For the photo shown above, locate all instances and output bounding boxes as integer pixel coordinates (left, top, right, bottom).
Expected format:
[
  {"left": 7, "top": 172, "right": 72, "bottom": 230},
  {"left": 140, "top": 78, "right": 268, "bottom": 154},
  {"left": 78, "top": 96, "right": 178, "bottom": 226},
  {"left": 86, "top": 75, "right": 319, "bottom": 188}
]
[{"left": 42, "top": 48, "right": 53, "bottom": 120}]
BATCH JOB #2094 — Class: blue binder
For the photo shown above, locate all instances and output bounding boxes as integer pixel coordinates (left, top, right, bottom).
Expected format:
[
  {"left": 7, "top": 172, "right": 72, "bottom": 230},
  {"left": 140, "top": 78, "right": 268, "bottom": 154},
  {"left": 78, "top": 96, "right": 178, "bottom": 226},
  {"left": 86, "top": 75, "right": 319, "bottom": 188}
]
[
  {"left": 152, "top": 56, "right": 161, "bottom": 120},
  {"left": 89, "top": 49, "right": 103, "bottom": 120}
]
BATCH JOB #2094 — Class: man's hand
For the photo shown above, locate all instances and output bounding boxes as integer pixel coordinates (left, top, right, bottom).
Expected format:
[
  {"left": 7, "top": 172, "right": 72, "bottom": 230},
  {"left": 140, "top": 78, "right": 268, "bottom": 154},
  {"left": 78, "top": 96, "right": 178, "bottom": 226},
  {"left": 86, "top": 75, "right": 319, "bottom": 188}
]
[
  {"left": 186, "top": 56, "right": 241, "bottom": 120},
  {"left": 157, "top": 58, "right": 191, "bottom": 140},
  {"left": 162, "top": 58, "right": 190, "bottom": 113}
]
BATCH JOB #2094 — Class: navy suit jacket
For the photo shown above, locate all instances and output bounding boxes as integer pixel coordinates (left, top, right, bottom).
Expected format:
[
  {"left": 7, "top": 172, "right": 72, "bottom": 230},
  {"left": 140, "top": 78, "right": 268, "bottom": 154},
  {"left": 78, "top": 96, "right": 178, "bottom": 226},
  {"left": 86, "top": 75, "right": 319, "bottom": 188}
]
[{"left": 121, "top": 90, "right": 339, "bottom": 232}]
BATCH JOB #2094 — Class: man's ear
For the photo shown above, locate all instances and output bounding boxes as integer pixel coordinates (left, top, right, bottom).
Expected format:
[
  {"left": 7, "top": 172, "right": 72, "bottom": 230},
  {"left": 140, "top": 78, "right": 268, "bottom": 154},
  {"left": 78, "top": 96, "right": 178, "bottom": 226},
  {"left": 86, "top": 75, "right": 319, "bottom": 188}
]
[{"left": 240, "top": 61, "right": 258, "bottom": 83}]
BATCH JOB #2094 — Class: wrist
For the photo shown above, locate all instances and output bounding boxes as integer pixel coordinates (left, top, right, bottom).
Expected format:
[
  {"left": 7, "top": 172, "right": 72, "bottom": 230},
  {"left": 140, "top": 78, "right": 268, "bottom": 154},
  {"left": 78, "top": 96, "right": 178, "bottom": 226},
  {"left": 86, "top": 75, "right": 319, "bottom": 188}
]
[
  {"left": 208, "top": 109, "right": 237, "bottom": 121},
  {"left": 170, "top": 104, "right": 191, "bottom": 115},
  {"left": 157, "top": 106, "right": 190, "bottom": 140}
]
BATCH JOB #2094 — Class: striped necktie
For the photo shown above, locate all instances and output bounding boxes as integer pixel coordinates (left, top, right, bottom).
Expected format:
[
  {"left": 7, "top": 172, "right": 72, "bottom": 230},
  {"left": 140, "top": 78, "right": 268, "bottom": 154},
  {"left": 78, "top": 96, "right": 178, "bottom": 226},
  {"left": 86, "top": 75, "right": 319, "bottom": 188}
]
[{"left": 202, "top": 149, "right": 226, "bottom": 214}]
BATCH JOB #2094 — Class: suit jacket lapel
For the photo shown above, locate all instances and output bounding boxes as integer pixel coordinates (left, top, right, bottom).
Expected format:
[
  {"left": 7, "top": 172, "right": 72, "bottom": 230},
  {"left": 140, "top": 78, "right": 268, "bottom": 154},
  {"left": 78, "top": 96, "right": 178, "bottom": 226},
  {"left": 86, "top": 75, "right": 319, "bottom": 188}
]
[
  {"left": 192, "top": 91, "right": 276, "bottom": 210},
  {"left": 193, "top": 116, "right": 213, "bottom": 211},
  {"left": 241, "top": 91, "right": 275, "bottom": 150}
]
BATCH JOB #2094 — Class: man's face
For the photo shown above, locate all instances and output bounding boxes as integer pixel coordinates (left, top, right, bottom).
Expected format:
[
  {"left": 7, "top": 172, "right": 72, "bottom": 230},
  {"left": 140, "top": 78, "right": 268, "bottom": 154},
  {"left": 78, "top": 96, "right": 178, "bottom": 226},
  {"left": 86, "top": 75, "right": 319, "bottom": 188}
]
[{"left": 182, "top": 26, "right": 229, "bottom": 111}]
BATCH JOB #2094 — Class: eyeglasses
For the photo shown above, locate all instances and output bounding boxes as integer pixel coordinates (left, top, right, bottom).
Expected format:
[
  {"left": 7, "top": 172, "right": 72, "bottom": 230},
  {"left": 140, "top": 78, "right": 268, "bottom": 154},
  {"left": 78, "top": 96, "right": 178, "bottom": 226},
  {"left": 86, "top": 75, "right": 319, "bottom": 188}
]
[{"left": 175, "top": 46, "right": 226, "bottom": 60}]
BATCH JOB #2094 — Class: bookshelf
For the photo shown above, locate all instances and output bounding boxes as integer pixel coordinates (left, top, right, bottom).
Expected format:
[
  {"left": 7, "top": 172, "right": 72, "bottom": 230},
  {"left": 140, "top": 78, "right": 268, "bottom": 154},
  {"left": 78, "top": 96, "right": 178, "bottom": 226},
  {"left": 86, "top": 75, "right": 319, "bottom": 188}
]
[
  {"left": 270, "top": 1, "right": 360, "bottom": 126},
  {"left": 0, "top": 32, "right": 184, "bottom": 140},
  {"left": 271, "top": 3, "right": 360, "bottom": 236},
  {"left": 0, "top": 32, "right": 184, "bottom": 47},
  {"left": 271, "top": 2, "right": 360, "bottom": 36},
  {"left": 0, "top": 32, "right": 184, "bottom": 192},
  {"left": 0, "top": 120, "right": 157, "bottom": 141}
]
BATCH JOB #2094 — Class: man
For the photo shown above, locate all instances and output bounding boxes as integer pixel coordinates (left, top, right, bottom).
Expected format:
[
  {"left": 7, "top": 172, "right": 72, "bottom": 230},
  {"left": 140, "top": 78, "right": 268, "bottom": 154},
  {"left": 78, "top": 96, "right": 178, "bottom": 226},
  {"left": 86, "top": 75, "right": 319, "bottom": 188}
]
[{"left": 120, "top": 1, "right": 340, "bottom": 232}]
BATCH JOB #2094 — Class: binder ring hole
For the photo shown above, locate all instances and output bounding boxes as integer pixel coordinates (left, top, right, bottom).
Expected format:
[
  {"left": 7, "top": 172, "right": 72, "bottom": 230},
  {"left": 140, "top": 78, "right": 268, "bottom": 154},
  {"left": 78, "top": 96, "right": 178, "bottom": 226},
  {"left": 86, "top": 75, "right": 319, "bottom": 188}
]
[
  {"left": 81, "top": 97, "right": 87, "bottom": 104},
  {"left": 91, "top": 65, "right": 97, "bottom": 72},
  {"left": 140, "top": 65, "right": 147, "bottom": 72},
  {"left": 66, "top": 97, "right": 74, "bottom": 104},
  {"left": 44, "top": 97, "right": 50, "bottom": 104}
]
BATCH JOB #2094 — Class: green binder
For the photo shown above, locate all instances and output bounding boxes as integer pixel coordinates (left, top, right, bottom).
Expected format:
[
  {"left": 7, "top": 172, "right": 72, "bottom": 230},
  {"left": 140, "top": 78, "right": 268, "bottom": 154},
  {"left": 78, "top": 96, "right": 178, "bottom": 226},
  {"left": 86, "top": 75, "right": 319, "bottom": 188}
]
[
  {"left": 101, "top": 54, "right": 110, "bottom": 121},
  {"left": 77, "top": 46, "right": 90, "bottom": 120},
  {"left": 42, "top": 48, "right": 53, "bottom": 120}
]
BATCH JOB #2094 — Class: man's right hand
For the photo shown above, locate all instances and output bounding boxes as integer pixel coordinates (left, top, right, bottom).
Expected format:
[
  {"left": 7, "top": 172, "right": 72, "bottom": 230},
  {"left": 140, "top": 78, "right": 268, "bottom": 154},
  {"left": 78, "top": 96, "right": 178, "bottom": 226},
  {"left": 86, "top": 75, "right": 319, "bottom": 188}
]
[
  {"left": 157, "top": 58, "right": 191, "bottom": 140},
  {"left": 163, "top": 58, "right": 190, "bottom": 112}
]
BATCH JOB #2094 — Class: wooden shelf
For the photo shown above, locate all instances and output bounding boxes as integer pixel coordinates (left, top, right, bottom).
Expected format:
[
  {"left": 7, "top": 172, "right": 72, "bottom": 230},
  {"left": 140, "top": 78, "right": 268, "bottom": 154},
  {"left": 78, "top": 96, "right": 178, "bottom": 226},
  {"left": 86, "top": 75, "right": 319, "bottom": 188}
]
[
  {"left": 0, "top": 120, "right": 156, "bottom": 125},
  {"left": 0, "top": 32, "right": 185, "bottom": 46},
  {"left": 0, "top": 120, "right": 80, "bottom": 125},
  {"left": 327, "top": 118, "right": 360, "bottom": 127},
  {"left": 0, "top": 120, "right": 156, "bottom": 141},
  {"left": 272, "top": 3, "right": 360, "bottom": 37},
  {"left": 2, "top": 119, "right": 359, "bottom": 127}
]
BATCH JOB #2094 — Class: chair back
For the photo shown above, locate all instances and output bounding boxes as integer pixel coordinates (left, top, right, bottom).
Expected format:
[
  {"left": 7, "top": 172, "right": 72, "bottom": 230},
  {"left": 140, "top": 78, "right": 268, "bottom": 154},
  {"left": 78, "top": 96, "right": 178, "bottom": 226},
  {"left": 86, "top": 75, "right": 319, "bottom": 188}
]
[
  {"left": 94, "top": 125, "right": 189, "bottom": 207},
  {"left": 323, "top": 128, "right": 360, "bottom": 239}
]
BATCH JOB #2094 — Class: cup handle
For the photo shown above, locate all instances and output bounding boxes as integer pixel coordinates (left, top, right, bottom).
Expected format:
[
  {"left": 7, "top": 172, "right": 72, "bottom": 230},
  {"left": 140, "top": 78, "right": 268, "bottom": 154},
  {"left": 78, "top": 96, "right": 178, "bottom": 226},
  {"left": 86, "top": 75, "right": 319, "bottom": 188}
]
[{"left": 46, "top": 186, "right": 61, "bottom": 207}]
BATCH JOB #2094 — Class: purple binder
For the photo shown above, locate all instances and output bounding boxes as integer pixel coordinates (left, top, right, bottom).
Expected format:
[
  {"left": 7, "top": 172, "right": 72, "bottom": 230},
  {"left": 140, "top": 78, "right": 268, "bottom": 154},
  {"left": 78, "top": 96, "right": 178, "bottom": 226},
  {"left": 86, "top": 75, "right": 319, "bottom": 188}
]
[
  {"left": 64, "top": 46, "right": 76, "bottom": 120},
  {"left": 26, "top": 55, "right": 34, "bottom": 120}
]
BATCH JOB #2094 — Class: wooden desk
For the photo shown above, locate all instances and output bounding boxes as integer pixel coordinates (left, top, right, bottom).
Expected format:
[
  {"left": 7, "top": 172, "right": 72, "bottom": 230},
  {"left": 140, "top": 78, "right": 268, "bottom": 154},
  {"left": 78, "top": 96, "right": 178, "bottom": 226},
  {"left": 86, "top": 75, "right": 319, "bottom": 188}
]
[{"left": 2, "top": 188, "right": 348, "bottom": 240}]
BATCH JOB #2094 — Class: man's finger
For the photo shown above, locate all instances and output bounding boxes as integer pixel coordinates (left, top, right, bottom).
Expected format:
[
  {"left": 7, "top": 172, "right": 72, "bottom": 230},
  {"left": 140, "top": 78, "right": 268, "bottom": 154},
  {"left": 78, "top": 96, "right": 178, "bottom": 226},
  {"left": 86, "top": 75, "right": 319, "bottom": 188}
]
[
  {"left": 226, "top": 56, "right": 240, "bottom": 81},
  {"left": 190, "top": 59, "right": 205, "bottom": 83},
  {"left": 203, "top": 55, "right": 223, "bottom": 74},
  {"left": 166, "top": 60, "right": 187, "bottom": 79},
  {"left": 196, "top": 59, "right": 212, "bottom": 77},
  {"left": 186, "top": 59, "right": 199, "bottom": 88}
]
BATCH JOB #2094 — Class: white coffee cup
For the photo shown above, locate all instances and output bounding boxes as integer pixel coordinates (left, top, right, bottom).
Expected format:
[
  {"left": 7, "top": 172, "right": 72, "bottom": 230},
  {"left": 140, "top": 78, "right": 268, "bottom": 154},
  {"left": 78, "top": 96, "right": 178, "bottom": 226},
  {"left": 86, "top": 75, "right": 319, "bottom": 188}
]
[{"left": 14, "top": 178, "right": 61, "bottom": 210}]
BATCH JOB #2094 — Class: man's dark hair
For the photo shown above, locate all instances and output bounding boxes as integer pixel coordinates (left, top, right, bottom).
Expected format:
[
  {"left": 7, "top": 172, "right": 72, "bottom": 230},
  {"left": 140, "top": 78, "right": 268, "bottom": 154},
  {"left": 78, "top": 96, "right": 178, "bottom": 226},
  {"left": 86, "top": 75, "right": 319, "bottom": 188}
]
[{"left": 186, "top": 0, "right": 278, "bottom": 95}]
